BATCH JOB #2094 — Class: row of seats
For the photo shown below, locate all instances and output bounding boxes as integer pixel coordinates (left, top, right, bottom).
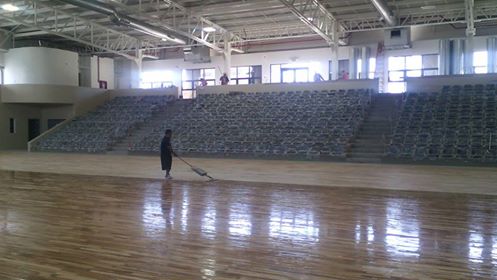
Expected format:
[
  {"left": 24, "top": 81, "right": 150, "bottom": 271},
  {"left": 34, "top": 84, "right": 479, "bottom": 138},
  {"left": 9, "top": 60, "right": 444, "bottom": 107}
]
[
  {"left": 388, "top": 84, "right": 497, "bottom": 162},
  {"left": 131, "top": 89, "right": 372, "bottom": 159},
  {"left": 34, "top": 96, "right": 175, "bottom": 153}
]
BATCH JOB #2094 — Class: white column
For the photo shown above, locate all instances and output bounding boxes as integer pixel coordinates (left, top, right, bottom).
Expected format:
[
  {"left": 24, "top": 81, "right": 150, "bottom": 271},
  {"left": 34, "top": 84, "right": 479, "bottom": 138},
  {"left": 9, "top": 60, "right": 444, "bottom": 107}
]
[{"left": 223, "top": 35, "right": 232, "bottom": 79}]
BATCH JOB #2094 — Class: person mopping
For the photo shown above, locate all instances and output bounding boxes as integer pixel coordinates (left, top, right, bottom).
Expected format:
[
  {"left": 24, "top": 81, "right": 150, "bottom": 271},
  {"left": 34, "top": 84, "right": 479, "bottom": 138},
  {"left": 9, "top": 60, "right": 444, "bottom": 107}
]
[{"left": 160, "top": 129, "right": 176, "bottom": 179}]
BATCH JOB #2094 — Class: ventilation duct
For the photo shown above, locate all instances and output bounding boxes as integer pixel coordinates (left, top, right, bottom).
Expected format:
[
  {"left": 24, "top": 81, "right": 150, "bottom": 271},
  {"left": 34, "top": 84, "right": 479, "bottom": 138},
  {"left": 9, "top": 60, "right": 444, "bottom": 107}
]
[
  {"left": 370, "top": 0, "right": 396, "bottom": 26},
  {"left": 58, "top": 0, "right": 185, "bottom": 45}
]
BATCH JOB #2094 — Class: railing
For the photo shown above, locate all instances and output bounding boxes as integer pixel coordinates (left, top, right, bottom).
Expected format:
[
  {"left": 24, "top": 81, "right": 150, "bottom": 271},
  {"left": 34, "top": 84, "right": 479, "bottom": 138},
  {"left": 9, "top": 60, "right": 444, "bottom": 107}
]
[{"left": 27, "top": 116, "right": 76, "bottom": 152}]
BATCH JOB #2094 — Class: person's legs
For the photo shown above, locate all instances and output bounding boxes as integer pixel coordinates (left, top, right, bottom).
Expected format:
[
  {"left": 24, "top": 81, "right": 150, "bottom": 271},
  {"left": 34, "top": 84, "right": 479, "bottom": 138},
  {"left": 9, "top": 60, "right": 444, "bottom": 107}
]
[{"left": 165, "top": 156, "right": 173, "bottom": 179}]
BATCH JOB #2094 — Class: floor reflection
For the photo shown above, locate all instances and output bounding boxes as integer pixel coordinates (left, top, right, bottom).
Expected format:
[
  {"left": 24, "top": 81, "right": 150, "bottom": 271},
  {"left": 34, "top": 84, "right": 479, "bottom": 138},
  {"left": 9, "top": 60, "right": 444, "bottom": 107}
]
[
  {"left": 142, "top": 185, "right": 166, "bottom": 237},
  {"left": 269, "top": 205, "right": 320, "bottom": 244},
  {"left": 229, "top": 202, "right": 252, "bottom": 237},
  {"left": 385, "top": 199, "right": 420, "bottom": 258}
]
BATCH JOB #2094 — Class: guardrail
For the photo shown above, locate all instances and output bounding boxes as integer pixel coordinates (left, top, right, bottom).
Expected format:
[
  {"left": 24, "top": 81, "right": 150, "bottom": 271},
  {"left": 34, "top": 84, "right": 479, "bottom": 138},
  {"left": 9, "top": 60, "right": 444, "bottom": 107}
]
[{"left": 27, "top": 116, "right": 75, "bottom": 152}]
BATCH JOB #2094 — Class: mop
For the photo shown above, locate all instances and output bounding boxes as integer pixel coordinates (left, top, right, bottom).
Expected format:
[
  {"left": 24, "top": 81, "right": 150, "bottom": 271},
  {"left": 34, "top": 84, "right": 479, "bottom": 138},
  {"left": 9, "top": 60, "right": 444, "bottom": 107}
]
[{"left": 176, "top": 155, "right": 215, "bottom": 180}]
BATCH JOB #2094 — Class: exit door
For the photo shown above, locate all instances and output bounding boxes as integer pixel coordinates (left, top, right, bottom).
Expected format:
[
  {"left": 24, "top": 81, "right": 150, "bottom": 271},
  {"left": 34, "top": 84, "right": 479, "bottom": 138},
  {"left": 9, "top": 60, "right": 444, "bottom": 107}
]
[{"left": 28, "top": 119, "right": 41, "bottom": 141}]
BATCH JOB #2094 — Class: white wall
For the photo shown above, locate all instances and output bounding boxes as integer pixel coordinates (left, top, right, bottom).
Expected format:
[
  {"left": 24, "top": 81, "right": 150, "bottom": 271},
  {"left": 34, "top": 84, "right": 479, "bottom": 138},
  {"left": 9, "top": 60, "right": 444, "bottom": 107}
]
[
  {"left": 91, "top": 56, "right": 115, "bottom": 89},
  {"left": 143, "top": 46, "right": 364, "bottom": 89},
  {"left": 142, "top": 33, "right": 497, "bottom": 94},
  {"left": 4, "top": 47, "right": 78, "bottom": 86}
]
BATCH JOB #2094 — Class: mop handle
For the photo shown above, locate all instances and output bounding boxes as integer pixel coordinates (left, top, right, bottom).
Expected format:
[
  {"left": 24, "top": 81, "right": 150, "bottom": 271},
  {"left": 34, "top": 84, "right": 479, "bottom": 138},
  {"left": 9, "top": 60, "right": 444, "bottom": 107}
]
[{"left": 176, "top": 155, "right": 194, "bottom": 168}]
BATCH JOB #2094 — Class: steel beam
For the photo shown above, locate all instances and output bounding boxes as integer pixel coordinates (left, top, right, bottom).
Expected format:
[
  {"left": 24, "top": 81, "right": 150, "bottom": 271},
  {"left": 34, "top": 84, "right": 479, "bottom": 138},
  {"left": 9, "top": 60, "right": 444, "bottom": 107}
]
[
  {"left": 0, "top": 0, "right": 157, "bottom": 59},
  {"left": 278, "top": 0, "right": 337, "bottom": 45}
]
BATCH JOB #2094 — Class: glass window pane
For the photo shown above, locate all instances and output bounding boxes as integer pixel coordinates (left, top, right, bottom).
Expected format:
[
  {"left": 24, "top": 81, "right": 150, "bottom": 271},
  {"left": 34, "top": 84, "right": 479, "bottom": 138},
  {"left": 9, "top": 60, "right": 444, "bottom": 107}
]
[
  {"left": 206, "top": 80, "right": 216, "bottom": 86},
  {"left": 369, "top": 58, "right": 376, "bottom": 74},
  {"left": 192, "top": 69, "right": 201, "bottom": 80},
  {"left": 406, "top": 55, "right": 422, "bottom": 70},
  {"left": 250, "top": 65, "right": 262, "bottom": 78},
  {"left": 271, "top": 65, "right": 281, "bottom": 83},
  {"left": 389, "top": 71, "right": 405, "bottom": 82},
  {"left": 422, "top": 54, "right": 438, "bottom": 69},
  {"left": 368, "top": 72, "right": 375, "bottom": 79},
  {"left": 182, "top": 70, "right": 192, "bottom": 80},
  {"left": 406, "top": 70, "right": 422, "bottom": 77},
  {"left": 238, "top": 67, "right": 250, "bottom": 78},
  {"left": 296, "top": 69, "right": 308, "bottom": 82},
  {"left": 388, "top": 82, "right": 406, "bottom": 93},
  {"left": 182, "top": 81, "right": 193, "bottom": 90},
  {"left": 388, "top": 56, "right": 405, "bottom": 71},
  {"left": 203, "top": 69, "right": 216, "bottom": 79},
  {"left": 357, "top": 59, "right": 362, "bottom": 79},
  {"left": 474, "top": 51, "right": 488, "bottom": 67},
  {"left": 282, "top": 70, "right": 294, "bottom": 83},
  {"left": 230, "top": 67, "right": 237, "bottom": 78},
  {"left": 475, "top": 66, "right": 488, "bottom": 74}
]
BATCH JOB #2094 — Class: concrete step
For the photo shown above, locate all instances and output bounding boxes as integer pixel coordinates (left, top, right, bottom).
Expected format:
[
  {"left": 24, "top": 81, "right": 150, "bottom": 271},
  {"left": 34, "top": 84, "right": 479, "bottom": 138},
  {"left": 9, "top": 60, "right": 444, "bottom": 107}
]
[
  {"left": 349, "top": 147, "right": 385, "bottom": 153},
  {"left": 348, "top": 152, "right": 384, "bottom": 158},
  {"left": 346, "top": 157, "right": 382, "bottom": 163}
]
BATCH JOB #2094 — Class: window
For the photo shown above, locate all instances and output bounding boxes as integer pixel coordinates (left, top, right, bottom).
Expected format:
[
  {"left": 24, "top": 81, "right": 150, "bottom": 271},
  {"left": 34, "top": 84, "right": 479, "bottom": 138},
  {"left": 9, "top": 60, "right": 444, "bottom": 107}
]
[
  {"left": 9, "top": 118, "right": 15, "bottom": 134},
  {"left": 356, "top": 59, "right": 362, "bottom": 79},
  {"left": 368, "top": 57, "right": 376, "bottom": 79},
  {"left": 140, "top": 71, "right": 174, "bottom": 89},
  {"left": 473, "top": 51, "right": 488, "bottom": 74},
  {"left": 271, "top": 63, "right": 311, "bottom": 83},
  {"left": 357, "top": 58, "right": 376, "bottom": 79},
  {"left": 230, "top": 65, "right": 262, "bottom": 85},
  {"left": 387, "top": 54, "right": 439, "bottom": 93},
  {"left": 422, "top": 54, "right": 438, "bottom": 76},
  {"left": 182, "top": 68, "right": 215, "bottom": 98}
]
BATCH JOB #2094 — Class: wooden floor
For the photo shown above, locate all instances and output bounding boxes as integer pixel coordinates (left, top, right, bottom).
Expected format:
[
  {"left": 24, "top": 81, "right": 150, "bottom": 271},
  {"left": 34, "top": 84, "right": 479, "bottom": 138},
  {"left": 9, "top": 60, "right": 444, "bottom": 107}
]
[
  {"left": 1, "top": 170, "right": 497, "bottom": 279},
  {"left": 2, "top": 151, "right": 497, "bottom": 194}
]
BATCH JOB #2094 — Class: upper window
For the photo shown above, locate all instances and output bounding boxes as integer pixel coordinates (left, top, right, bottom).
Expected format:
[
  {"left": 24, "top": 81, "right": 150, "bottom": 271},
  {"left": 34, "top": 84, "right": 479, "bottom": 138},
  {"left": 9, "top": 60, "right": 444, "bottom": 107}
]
[
  {"left": 473, "top": 51, "right": 488, "bottom": 74},
  {"left": 270, "top": 63, "right": 314, "bottom": 83},
  {"left": 182, "top": 68, "right": 215, "bottom": 99},
  {"left": 230, "top": 65, "right": 262, "bottom": 85},
  {"left": 387, "top": 54, "right": 439, "bottom": 93},
  {"left": 140, "top": 71, "right": 173, "bottom": 89}
]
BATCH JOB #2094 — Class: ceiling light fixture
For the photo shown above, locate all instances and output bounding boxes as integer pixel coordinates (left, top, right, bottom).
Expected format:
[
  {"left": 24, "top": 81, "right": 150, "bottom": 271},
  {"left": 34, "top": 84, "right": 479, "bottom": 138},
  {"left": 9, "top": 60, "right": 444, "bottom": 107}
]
[
  {"left": 1, "top": 4, "right": 20, "bottom": 11},
  {"left": 203, "top": 27, "right": 216, "bottom": 33}
]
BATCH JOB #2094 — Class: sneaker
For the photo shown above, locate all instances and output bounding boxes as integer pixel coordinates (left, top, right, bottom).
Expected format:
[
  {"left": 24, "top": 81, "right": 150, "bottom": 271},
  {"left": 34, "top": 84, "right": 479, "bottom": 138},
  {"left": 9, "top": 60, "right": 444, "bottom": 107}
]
[{"left": 166, "top": 174, "right": 173, "bottom": 180}]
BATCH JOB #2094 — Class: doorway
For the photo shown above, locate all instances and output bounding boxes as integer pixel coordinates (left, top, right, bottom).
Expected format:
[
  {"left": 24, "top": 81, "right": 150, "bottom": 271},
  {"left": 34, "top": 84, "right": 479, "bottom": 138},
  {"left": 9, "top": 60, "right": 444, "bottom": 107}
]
[{"left": 28, "top": 119, "right": 41, "bottom": 141}]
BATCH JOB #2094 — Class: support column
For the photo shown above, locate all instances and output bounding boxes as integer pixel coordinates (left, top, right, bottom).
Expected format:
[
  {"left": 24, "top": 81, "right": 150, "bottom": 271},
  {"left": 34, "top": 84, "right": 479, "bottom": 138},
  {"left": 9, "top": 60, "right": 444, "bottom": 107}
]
[
  {"left": 464, "top": 0, "right": 476, "bottom": 74},
  {"left": 223, "top": 35, "right": 232, "bottom": 79},
  {"left": 331, "top": 22, "right": 340, "bottom": 80},
  {"left": 331, "top": 46, "right": 339, "bottom": 80},
  {"left": 361, "top": 46, "right": 369, "bottom": 79},
  {"left": 487, "top": 37, "right": 497, "bottom": 73}
]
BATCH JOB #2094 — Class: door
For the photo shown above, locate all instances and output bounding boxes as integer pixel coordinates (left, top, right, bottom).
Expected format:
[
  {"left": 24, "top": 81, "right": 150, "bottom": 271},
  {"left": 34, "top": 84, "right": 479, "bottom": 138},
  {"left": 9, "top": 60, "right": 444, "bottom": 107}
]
[{"left": 28, "top": 119, "right": 41, "bottom": 141}]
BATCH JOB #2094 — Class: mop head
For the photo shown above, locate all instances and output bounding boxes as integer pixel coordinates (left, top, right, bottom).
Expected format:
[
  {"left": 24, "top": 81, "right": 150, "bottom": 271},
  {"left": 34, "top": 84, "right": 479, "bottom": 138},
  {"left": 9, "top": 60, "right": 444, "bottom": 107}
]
[{"left": 191, "top": 167, "right": 208, "bottom": 176}]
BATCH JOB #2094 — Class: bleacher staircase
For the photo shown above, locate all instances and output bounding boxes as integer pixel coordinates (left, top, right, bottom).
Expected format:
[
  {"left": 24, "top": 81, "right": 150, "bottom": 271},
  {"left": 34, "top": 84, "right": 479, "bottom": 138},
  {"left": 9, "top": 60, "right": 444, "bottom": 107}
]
[
  {"left": 347, "top": 94, "right": 401, "bottom": 163},
  {"left": 109, "top": 99, "right": 192, "bottom": 154}
]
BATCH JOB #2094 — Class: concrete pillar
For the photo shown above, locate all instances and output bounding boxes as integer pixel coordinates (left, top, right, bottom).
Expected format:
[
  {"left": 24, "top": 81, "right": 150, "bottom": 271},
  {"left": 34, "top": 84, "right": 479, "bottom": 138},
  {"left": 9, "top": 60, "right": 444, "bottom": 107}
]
[
  {"left": 331, "top": 46, "right": 339, "bottom": 80},
  {"left": 223, "top": 35, "right": 232, "bottom": 79},
  {"left": 464, "top": 36, "right": 474, "bottom": 74}
]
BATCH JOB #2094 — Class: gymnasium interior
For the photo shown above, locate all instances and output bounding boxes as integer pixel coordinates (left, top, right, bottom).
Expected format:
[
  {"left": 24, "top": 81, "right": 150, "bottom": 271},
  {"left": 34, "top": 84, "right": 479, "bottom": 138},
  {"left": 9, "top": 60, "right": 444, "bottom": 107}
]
[{"left": 1, "top": 0, "right": 497, "bottom": 279}]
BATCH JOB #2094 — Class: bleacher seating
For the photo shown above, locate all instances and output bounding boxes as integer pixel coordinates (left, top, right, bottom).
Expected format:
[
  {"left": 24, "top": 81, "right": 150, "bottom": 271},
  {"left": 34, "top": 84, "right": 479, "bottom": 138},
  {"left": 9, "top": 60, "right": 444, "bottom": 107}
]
[
  {"left": 34, "top": 95, "right": 175, "bottom": 153},
  {"left": 388, "top": 84, "right": 497, "bottom": 162},
  {"left": 131, "top": 89, "right": 372, "bottom": 159}
]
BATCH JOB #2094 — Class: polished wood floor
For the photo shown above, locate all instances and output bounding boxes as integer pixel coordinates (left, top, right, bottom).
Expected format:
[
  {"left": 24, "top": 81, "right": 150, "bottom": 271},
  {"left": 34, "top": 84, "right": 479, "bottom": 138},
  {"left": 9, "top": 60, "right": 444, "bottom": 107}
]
[
  {"left": 1, "top": 170, "right": 497, "bottom": 279},
  {"left": 2, "top": 151, "right": 497, "bottom": 195}
]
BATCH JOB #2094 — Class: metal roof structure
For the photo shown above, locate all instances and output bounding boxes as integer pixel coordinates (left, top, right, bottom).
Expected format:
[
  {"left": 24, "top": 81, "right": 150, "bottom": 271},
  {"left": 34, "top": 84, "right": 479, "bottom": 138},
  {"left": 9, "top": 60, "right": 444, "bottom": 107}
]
[{"left": 0, "top": 0, "right": 495, "bottom": 60}]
